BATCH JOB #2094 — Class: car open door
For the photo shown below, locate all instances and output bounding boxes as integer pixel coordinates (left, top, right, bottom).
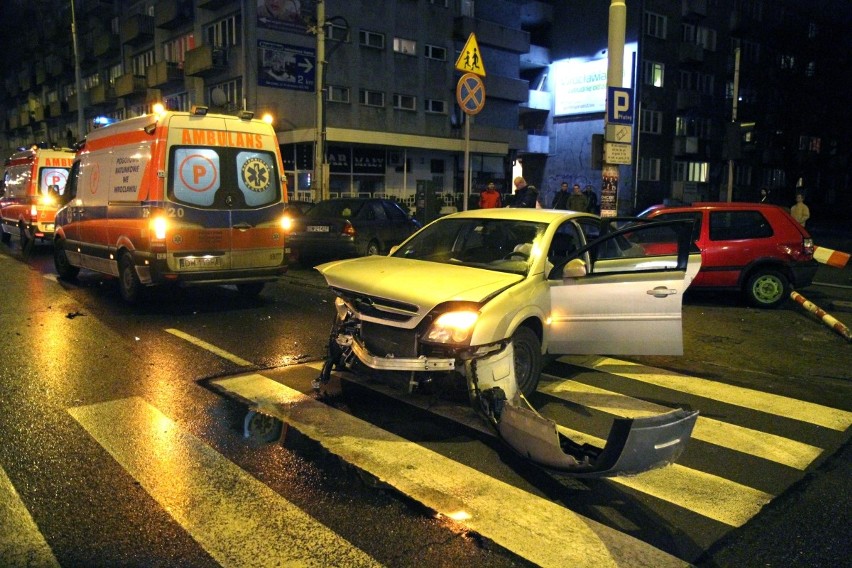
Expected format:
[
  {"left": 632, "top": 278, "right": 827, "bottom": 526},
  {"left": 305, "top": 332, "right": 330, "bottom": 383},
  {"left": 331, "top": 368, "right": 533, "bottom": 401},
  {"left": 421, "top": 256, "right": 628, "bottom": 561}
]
[{"left": 547, "top": 218, "right": 699, "bottom": 356}]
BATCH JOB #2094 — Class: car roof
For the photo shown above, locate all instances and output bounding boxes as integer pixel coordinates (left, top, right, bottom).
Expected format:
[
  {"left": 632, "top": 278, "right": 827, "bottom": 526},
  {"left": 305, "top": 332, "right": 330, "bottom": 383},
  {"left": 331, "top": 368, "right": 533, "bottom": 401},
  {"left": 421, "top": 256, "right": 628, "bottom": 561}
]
[
  {"left": 645, "top": 201, "right": 783, "bottom": 212},
  {"left": 445, "top": 208, "right": 598, "bottom": 223}
]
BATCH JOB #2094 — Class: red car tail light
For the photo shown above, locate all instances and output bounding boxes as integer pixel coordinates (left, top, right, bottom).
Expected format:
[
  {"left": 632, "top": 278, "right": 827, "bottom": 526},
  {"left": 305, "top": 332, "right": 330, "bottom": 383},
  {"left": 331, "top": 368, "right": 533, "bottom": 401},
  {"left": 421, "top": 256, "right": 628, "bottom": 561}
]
[{"left": 341, "top": 221, "right": 356, "bottom": 237}]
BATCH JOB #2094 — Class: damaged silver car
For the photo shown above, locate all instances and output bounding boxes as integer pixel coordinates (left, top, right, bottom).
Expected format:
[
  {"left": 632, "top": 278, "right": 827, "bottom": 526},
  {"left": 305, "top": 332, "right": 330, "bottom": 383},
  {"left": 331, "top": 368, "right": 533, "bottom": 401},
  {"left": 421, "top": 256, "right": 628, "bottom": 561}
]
[{"left": 315, "top": 208, "right": 701, "bottom": 476}]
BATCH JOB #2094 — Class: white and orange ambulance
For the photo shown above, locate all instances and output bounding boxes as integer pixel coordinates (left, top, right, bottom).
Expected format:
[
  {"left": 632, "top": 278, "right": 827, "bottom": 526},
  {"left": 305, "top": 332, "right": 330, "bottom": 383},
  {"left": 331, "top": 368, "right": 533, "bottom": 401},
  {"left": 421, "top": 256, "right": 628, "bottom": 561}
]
[
  {"left": 1, "top": 147, "right": 75, "bottom": 246},
  {"left": 53, "top": 106, "right": 290, "bottom": 302}
]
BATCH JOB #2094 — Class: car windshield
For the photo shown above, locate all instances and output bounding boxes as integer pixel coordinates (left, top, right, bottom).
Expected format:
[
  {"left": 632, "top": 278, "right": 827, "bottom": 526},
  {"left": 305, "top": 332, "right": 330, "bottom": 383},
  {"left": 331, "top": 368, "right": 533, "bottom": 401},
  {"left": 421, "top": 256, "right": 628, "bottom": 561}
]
[
  {"left": 306, "top": 199, "right": 366, "bottom": 219},
  {"left": 391, "top": 218, "right": 547, "bottom": 275}
]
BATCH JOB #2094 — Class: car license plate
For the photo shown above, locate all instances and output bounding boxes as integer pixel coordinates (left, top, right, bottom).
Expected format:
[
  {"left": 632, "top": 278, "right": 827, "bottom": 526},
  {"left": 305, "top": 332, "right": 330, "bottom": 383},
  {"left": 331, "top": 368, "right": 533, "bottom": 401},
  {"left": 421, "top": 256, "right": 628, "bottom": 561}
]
[
  {"left": 307, "top": 225, "right": 330, "bottom": 232},
  {"left": 179, "top": 256, "right": 222, "bottom": 269}
]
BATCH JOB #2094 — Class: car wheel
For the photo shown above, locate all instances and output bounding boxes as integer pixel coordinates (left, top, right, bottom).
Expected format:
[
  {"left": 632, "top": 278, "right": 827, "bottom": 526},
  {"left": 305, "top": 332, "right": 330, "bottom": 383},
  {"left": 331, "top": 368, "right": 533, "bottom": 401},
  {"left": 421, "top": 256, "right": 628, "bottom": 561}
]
[
  {"left": 511, "top": 326, "right": 542, "bottom": 397},
  {"left": 236, "top": 282, "right": 265, "bottom": 297},
  {"left": 366, "top": 239, "right": 381, "bottom": 256},
  {"left": 118, "top": 252, "right": 144, "bottom": 304},
  {"left": 745, "top": 269, "right": 789, "bottom": 308},
  {"left": 53, "top": 239, "right": 80, "bottom": 280}
]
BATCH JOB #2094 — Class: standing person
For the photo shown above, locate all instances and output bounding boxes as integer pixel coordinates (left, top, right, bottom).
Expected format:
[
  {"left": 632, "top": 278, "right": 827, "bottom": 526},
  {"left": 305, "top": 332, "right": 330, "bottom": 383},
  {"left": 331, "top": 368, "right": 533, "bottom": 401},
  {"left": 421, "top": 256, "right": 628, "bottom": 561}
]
[
  {"left": 509, "top": 176, "right": 538, "bottom": 208},
  {"left": 566, "top": 183, "right": 588, "bottom": 212},
  {"left": 582, "top": 184, "right": 598, "bottom": 214},
  {"left": 479, "top": 182, "right": 502, "bottom": 209},
  {"left": 551, "top": 182, "right": 570, "bottom": 209},
  {"left": 759, "top": 187, "right": 771, "bottom": 203},
  {"left": 791, "top": 192, "right": 810, "bottom": 227}
]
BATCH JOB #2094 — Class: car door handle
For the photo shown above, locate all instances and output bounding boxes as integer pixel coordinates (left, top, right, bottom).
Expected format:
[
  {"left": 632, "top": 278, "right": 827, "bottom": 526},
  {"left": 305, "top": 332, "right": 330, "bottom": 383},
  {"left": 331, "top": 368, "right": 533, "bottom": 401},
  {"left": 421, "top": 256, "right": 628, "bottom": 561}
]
[
  {"left": 647, "top": 286, "right": 678, "bottom": 298},
  {"left": 233, "top": 222, "right": 253, "bottom": 231}
]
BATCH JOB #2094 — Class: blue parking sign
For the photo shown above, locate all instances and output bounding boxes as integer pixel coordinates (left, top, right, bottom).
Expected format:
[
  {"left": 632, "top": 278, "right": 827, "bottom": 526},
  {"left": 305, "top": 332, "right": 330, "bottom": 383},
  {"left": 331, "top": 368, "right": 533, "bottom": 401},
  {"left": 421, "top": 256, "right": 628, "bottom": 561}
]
[{"left": 607, "top": 87, "right": 634, "bottom": 125}]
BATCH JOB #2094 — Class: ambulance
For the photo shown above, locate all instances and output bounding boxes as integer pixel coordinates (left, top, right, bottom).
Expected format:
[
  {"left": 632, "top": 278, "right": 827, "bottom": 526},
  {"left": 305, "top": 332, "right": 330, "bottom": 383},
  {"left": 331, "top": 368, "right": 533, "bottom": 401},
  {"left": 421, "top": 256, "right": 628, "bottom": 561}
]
[
  {"left": 1, "top": 147, "right": 75, "bottom": 246},
  {"left": 53, "top": 106, "right": 290, "bottom": 302}
]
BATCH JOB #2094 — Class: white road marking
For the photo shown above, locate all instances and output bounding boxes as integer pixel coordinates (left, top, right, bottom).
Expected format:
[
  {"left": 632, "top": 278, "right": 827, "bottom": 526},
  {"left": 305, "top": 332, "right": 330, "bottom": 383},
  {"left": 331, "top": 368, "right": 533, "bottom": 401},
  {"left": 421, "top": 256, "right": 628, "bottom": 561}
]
[
  {"left": 165, "top": 328, "right": 253, "bottom": 366},
  {"left": 558, "top": 356, "right": 852, "bottom": 432},
  {"left": 68, "top": 396, "right": 381, "bottom": 568},
  {"left": 211, "top": 372, "right": 689, "bottom": 568},
  {"left": 540, "top": 377, "right": 824, "bottom": 470},
  {"left": 0, "top": 465, "right": 60, "bottom": 567}
]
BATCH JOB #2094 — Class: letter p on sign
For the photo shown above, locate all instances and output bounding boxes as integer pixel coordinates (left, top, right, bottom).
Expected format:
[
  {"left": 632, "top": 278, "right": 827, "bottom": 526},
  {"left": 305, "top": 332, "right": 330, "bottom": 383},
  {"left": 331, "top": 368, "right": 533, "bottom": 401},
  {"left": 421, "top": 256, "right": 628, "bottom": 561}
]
[{"left": 607, "top": 86, "right": 634, "bottom": 125}]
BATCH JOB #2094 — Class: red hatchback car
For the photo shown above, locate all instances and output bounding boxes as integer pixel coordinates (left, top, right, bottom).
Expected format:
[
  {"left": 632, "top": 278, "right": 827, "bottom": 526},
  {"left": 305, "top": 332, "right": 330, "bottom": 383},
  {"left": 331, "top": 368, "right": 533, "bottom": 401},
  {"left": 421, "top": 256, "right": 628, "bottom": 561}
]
[{"left": 640, "top": 202, "right": 818, "bottom": 308}]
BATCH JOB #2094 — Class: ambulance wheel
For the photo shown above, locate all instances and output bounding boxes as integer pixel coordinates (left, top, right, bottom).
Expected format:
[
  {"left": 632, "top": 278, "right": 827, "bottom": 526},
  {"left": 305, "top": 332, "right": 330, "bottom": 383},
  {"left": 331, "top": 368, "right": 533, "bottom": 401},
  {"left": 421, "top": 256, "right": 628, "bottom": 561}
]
[
  {"left": 118, "top": 252, "right": 143, "bottom": 304},
  {"left": 53, "top": 239, "right": 80, "bottom": 280},
  {"left": 236, "top": 282, "right": 265, "bottom": 297},
  {"left": 511, "top": 326, "right": 542, "bottom": 397}
]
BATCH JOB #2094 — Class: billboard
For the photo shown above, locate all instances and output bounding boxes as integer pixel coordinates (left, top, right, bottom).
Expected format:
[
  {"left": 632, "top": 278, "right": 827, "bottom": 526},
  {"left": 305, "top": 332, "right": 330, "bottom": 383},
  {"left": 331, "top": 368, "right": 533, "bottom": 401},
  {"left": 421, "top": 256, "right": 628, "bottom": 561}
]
[{"left": 552, "top": 42, "right": 637, "bottom": 116}]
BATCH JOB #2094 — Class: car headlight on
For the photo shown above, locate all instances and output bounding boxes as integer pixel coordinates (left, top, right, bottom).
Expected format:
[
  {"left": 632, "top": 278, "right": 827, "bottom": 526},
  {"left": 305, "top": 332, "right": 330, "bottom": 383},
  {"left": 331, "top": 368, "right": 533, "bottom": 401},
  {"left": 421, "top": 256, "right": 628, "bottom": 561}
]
[
  {"left": 281, "top": 214, "right": 293, "bottom": 232},
  {"left": 424, "top": 310, "right": 479, "bottom": 344}
]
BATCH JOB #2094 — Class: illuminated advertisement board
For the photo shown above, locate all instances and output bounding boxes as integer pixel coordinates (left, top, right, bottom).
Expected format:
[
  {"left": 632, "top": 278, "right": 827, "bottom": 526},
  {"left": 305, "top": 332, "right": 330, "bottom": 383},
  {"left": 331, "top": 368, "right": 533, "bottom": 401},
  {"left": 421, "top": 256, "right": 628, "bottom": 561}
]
[{"left": 552, "top": 43, "right": 637, "bottom": 116}]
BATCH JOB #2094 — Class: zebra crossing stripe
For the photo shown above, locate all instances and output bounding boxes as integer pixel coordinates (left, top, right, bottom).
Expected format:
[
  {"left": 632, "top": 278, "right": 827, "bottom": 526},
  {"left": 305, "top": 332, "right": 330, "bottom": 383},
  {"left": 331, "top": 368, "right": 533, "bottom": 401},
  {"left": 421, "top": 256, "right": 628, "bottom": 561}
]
[
  {"left": 558, "top": 356, "right": 852, "bottom": 431},
  {"left": 540, "top": 377, "right": 824, "bottom": 470},
  {"left": 212, "top": 373, "right": 690, "bottom": 568},
  {"left": 0, "top": 466, "right": 60, "bottom": 567},
  {"left": 165, "top": 328, "right": 254, "bottom": 367},
  {"left": 68, "top": 397, "right": 381, "bottom": 568}
]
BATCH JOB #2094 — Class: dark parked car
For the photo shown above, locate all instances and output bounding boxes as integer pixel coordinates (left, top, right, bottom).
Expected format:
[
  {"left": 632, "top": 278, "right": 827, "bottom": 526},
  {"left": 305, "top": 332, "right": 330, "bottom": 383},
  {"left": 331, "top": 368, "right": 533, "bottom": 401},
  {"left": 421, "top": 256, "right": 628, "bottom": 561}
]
[
  {"left": 640, "top": 202, "right": 818, "bottom": 308},
  {"left": 287, "top": 197, "right": 420, "bottom": 265}
]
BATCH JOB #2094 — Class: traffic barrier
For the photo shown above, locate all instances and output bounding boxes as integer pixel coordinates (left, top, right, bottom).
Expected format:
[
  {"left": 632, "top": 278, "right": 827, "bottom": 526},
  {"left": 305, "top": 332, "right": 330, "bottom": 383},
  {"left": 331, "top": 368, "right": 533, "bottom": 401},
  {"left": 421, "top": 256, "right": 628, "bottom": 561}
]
[
  {"left": 813, "top": 246, "right": 850, "bottom": 269},
  {"left": 790, "top": 291, "right": 852, "bottom": 342}
]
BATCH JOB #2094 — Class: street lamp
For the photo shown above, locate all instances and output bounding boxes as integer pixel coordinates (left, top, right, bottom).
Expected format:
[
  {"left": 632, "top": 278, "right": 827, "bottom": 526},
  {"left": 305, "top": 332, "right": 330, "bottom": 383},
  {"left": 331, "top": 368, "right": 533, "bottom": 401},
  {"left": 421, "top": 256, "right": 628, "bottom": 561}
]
[{"left": 70, "top": 0, "right": 85, "bottom": 140}]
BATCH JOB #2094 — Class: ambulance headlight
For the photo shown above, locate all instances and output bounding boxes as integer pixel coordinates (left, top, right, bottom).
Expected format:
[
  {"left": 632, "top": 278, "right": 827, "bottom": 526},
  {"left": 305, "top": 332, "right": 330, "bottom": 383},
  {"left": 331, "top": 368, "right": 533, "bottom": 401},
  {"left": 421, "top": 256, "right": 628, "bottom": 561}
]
[
  {"left": 151, "top": 216, "right": 168, "bottom": 240},
  {"left": 281, "top": 214, "right": 293, "bottom": 232},
  {"left": 39, "top": 195, "right": 56, "bottom": 206},
  {"left": 423, "top": 308, "right": 479, "bottom": 345}
]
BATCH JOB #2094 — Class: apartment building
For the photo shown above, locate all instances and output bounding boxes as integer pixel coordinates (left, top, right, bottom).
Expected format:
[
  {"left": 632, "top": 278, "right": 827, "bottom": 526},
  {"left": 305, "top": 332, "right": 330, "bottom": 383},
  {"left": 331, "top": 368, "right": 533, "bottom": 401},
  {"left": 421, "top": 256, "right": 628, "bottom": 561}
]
[{"left": 2, "top": 0, "right": 849, "bottom": 214}]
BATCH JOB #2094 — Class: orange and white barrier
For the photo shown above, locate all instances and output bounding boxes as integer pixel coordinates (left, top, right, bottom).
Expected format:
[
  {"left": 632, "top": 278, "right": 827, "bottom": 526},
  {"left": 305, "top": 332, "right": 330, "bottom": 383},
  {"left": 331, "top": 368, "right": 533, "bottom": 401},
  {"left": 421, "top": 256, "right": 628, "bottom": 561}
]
[
  {"left": 813, "top": 246, "right": 850, "bottom": 269},
  {"left": 790, "top": 291, "right": 852, "bottom": 342}
]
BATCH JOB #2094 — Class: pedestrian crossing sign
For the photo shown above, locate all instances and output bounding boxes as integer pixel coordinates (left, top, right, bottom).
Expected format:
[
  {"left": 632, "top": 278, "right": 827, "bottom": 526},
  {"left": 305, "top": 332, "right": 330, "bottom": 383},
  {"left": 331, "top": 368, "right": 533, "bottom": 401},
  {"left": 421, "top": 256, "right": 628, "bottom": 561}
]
[{"left": 454, "top": 33, "right": 486, "bottom": 77}]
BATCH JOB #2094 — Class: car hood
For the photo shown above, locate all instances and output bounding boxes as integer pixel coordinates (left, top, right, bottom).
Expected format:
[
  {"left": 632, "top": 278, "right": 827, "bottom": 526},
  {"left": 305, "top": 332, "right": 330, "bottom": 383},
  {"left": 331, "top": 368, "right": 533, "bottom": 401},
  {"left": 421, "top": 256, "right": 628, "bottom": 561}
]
[{"left": 316, "top": 256, "right": 524, "bottom": 307}]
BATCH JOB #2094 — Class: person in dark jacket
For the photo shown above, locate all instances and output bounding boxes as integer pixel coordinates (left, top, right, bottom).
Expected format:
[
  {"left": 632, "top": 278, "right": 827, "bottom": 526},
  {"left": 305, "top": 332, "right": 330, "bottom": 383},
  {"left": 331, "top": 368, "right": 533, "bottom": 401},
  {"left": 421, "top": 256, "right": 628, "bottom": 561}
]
[
  {"left": 509, "top": 176, "right": 538, "bottom": 208},
  {"left": 551, "top": 182, "right": 570, "bottom": 209},
  {"left": 566, "top": 183, "right": 588, "bottom": 212},
  {"left": 582, "top": 184, "right": 599, "bottom": 213}
]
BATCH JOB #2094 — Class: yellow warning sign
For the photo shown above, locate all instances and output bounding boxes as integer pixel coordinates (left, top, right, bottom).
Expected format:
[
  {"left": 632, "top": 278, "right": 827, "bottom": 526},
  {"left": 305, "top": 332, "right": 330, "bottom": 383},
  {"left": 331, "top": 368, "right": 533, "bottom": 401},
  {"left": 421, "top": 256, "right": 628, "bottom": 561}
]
[{"left": 454, "top": 33, "right": 486, "bottom": 77}]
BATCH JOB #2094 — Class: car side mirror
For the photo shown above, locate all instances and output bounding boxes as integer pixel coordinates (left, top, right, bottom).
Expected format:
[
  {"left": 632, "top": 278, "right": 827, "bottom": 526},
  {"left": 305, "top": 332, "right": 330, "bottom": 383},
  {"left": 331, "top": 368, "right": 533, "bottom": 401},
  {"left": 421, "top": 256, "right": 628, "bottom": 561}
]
[{"left": 562, "top": 258, "right": 587, "bottom": 278}]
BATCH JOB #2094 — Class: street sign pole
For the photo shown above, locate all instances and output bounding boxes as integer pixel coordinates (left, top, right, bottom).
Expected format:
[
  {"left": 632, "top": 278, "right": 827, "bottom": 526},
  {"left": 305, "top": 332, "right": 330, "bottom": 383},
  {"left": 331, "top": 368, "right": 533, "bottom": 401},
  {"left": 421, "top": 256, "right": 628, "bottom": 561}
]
[
  {"left": 455, "top": 34, "right": 486, "bottom": 213},
  {"left": 464, "top": 117, "right": 471, "bottom": 211},
  {"left": 601, "top": 0, "right": 626, "bottom": 218}
]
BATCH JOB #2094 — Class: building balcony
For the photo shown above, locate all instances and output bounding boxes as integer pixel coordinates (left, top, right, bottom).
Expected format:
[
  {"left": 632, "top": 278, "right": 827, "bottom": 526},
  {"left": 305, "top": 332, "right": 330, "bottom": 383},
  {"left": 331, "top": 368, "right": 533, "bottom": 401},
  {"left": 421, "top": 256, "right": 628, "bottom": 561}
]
[
  {"left": 520, "top": 89, "right": 551, "bottom": 113},
  {"left": 18, "top": 68, "right": 32, "bottom": 91},
  {"left": 114, "top": 74, "right": 147, "bottom": 97},
  {"left": 89, "top": 83, "right": 116, "bottom": 105},
  {"left": 679, "top": 43, "right": 704, "bottom": 64},
  {"left": 526, "top": 132, "right": 550, "bottom": 154},
  {"left": 45, "top": 55, "right": 66, "bottom": 77},
  {"left": 674, "top": 135, "right": 701, "bottom": 156},
  {"left": 9, "top": 113, "right": 20, "bottom": 129},
  {"left": 197, "top": 0, "right": 233, "bottom": 10},
  {"left": 31, "top": 106, "right": 46, "bottom": 122},
  {"left": 49, "top": 100, "right": 68, "bottom": 118},
  {"left": 520, "top": 44, "right": 550, "bottom": 71},
  {"left": 155, "top": 0, "right": 194, "bottom": 29},
  {"left": 676, "top": 89, "right": 703, "bottom": 110},
  {"left": 36, "top": 64, "right": 47, "bottom": 86},
  {"left": 121, "top": 14, "right": 154, "bottom": 46},
  {"left": 485, "top": 74, "right": 528, "bottom": 103},
  {"left": 184, "top": 44, "right": 229, "bottom": 77},
  {"left": 682, "top": 0, "right": 708, "bottom": 19},
  {"left": 81, "top": 0, "right": 115, "bottom": 14},
  {"left": 147, "top": 60, "right": 184, "bottom": 87},
  {"left": 93, "top": 32, "right": 120, "bottom": 58},
  {"left": 19, "top": 110, "right": 31, "bottom": 127},
  {"left": 453, "top": 16, "right": 530, "bottom": 54}
]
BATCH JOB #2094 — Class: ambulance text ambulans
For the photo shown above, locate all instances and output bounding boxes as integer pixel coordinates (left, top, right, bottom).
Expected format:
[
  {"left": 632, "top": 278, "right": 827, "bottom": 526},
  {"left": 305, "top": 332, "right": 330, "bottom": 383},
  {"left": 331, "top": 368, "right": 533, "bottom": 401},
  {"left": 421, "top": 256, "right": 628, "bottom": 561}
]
[
  {"left": 53, "top": 106, "right": 290, "bottom": 303},
  {"left": 1, "top": 147, "right": 75, "bottom": 246}
]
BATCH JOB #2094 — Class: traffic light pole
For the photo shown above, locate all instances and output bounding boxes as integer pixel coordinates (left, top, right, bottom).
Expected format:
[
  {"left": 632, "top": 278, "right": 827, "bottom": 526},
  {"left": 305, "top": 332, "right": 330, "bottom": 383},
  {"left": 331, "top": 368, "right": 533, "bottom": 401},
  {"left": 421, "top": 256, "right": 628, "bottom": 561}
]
[{"left": 601, "top": 0, "right": 626, "bottom": 218}]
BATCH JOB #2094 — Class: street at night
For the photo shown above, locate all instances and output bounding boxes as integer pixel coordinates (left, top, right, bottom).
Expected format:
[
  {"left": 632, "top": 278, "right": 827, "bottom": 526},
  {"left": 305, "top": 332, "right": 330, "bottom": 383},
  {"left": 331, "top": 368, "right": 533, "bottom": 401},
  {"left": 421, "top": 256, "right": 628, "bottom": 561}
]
[{"left": 1, "top": 235, "right": 849, "bottom": 567}]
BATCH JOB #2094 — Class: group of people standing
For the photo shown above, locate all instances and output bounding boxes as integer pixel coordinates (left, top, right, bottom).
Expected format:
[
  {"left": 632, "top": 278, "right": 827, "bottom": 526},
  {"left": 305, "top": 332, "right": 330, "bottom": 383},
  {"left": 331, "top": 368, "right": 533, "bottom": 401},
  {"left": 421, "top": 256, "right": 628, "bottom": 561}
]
[{"left": 478, "top": 177, "right": 599, "bottom": 213}]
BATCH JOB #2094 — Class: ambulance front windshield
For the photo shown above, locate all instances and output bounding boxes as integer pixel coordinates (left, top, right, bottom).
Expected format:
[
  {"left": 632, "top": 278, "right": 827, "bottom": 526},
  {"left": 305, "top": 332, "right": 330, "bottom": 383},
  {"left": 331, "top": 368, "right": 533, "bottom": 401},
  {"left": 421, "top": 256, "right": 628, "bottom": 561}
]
[{"left": 168, "top": 146, "right": 281, "bottom": 209}]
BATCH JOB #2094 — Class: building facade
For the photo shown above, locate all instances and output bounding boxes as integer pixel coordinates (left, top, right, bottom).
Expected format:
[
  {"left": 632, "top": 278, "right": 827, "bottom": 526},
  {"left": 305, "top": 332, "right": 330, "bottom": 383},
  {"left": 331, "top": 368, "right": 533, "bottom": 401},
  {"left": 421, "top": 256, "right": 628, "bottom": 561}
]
[{"left": 1, "top": 0, "right": 849, "bottom": 216}]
